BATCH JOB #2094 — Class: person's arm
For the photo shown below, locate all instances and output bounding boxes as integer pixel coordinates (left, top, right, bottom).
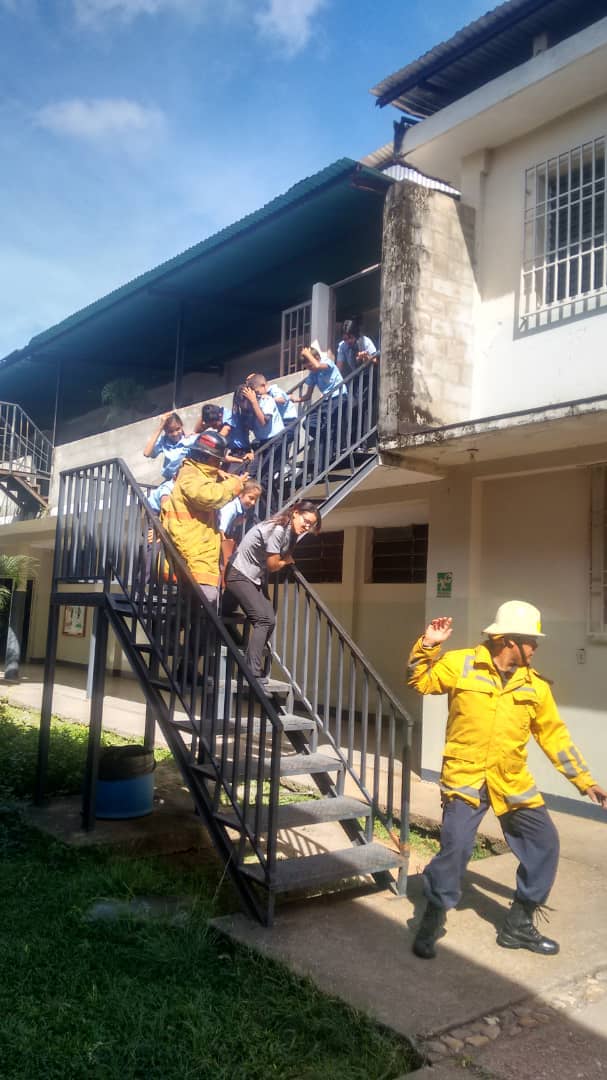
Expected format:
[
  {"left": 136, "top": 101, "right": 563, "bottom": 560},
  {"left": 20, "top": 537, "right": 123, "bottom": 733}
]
[
  {"left": 291, "top": 367, "right": 315, "bottom": 405},
  {"left": 336, "top": 341, "right": 347, "bottom": 375},
  {"left": 530, "top": 685, "right": 607, "bottom": 806},
  {"left": 241, "top": 386, "right": 268, "bottom": 429},
  {"left": 180, "top": 469, "right": 246, "bottom": 511},
  {"left": 356, "top": 336, "right": 378, "bottom": 364},
  {"left": 265, "top": 525, "right": 296, "bottom": 574},
  {"left": 143, "top": 413, "right": 170, "bottom": 458},
  {"left": 407, "top": 617, "right": 461, "bottom": 694},
  {"left": 291, "top": 383, "right": 312, "bottom": 405},
  {"left": 267, "top": 552, "right": 294, "bottom": 573}
]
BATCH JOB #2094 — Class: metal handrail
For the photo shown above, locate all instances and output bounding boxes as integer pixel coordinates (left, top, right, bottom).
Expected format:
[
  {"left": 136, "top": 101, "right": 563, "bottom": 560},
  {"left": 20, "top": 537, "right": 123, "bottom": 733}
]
[
  {"left": 0, "top": 401, "right": 53, "bottom": 478},
  {"left": 250, "top": 358, "right": 378, "bottom": 518},
  {"left": 52, "top": 456, "right": 285, "bottom": 920},
  {"left": 270, "top": 566, "right": 413, "bottom": 871}
]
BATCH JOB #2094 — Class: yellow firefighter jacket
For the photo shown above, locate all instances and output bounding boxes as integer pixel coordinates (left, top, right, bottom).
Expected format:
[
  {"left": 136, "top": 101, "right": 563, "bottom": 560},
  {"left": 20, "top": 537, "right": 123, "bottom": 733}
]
[
  {"left": 407, "top": 638, "right": 596, "bottom": 816},
  {"left": 161, "top": 460, "right": 244, "bottom": 587}
]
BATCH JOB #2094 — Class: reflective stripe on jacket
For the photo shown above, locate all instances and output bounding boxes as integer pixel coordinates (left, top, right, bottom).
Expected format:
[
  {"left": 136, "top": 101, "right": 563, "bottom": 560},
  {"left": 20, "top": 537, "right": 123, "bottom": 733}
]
[
  {"left": 161, "top": 460, "right": 243, "bottom": 587},
  {"left": 407, "top": 638, "right": 596, "bottom": 816}
]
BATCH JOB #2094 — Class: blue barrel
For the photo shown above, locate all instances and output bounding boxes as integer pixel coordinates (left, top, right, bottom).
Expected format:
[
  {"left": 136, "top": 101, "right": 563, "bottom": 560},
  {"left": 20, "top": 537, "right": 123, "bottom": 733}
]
[{"left": 95, "top": 746, "right": 155, "bottom": 820}]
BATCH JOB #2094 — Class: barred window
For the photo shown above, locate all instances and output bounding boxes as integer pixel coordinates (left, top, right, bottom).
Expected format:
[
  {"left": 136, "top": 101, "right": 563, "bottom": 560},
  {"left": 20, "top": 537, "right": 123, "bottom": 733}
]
[
  {"left": 370, "top": 525, "right": 428, "bottom": 584},
  {"left": 520, "top": 138, "right": 606, "bottom": 331},
  {"left": 295, "top": 530, "right": 343, "bottom": 584}
]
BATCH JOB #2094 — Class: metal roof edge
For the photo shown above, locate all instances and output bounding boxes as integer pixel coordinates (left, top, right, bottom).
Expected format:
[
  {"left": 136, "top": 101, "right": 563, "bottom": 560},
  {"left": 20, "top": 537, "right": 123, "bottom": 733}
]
[
  {"left": 1, "top": 157, "right": 388, "bottom": 367},
  {"left": 371, "top": 0, "right": 554, "bottom": 109}
]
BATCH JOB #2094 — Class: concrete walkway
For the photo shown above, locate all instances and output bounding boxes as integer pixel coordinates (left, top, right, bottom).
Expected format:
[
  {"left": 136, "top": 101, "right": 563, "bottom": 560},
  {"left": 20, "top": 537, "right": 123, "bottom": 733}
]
[{"left": 4, "top": 662, "right": 607, "bottom": 1078}]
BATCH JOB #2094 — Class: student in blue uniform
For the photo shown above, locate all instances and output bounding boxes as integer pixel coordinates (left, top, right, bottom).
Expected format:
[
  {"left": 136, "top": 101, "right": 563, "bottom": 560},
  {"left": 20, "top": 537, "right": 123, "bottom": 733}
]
[
  {"left": 336, "top": 319, "right": 378, "bottom": 377},
  {"left": 290, "top": 346, "right": 346, "bottom": 474},
  {"left": 143, "top": 411, "right": 197, "bottom": 512}
]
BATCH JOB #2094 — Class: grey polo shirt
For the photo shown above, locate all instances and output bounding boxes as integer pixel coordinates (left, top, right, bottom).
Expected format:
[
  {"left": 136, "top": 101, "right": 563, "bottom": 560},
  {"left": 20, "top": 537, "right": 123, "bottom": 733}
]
[{"left": 230, "top": 521, "right": 293, "bottom": 585}]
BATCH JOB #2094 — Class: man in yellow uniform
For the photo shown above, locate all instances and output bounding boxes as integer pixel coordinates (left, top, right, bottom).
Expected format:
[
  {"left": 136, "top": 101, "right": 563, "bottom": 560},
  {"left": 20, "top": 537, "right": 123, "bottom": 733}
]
[
  {"left": 161, "top": 430, "right": 246, "bottom": 607},
  {"left": 407, "top": 602, "right": 607, "bottom": 960}
]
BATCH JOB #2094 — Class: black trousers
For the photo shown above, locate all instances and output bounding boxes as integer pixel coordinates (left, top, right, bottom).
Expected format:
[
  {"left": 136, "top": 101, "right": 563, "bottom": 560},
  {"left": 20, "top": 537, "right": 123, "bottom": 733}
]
[
  {"left": 223, "top": 569, "right": 275, "bottom": 678},
  {"left": 423, "top": 785, "right": 560, "bottom": 910}
]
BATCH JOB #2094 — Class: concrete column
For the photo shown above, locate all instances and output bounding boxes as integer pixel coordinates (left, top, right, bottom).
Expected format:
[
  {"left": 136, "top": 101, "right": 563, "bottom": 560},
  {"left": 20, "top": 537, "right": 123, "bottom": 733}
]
[
  {"left": 311, "top": 283, "right": 332, "bottom": 353},
  {"left": 420, "top": 472, "right": 483, "bottom": 779}
]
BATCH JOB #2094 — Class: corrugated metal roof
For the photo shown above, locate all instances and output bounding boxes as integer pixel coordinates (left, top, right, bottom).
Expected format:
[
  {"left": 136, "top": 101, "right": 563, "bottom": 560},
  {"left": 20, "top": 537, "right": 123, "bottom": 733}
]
[
  {"left": 16, "top": 157, "right": 386, "bottom": 359},
  {"left": 371, "top": 0, "right": 607, "bottom": 115},
  {"left": 0, "top": 157, "right": 393, "bottom": 430}
]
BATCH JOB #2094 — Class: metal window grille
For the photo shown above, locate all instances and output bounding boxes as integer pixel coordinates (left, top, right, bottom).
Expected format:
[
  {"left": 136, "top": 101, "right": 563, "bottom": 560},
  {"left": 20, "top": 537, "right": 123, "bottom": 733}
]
[
  {"left": 370, "top": 525, "right": 428, "bottom": 584},
  {"left": 295, "top": 530, "right": 344, "bottom": 584},
  {"left": 520, "top": 137, "right": 607, "bottom": 331},
  {"left": 280, "top": 300, "right": 311, "bottom": 375},
  {"left": 589, "top": 464, "right": 607, "bottom": 636}
]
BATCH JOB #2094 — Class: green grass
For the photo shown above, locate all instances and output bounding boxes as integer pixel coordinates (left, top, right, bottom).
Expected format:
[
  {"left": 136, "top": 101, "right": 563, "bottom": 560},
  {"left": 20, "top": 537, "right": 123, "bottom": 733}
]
[
  {"left": 373, "top": 816, "right": 495, "bottom": 861},
  {"left": 0, "top": 706, "right": 419, "bottom": 1079},
  {"left": 0, "top": 702, "right": 171, "bottom": 802}
]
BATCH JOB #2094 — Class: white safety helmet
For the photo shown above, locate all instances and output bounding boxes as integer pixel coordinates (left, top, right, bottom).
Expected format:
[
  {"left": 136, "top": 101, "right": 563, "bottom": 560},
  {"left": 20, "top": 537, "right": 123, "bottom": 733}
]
[{"left": 483, "top": 600, "right": 545, "bottom": 638}]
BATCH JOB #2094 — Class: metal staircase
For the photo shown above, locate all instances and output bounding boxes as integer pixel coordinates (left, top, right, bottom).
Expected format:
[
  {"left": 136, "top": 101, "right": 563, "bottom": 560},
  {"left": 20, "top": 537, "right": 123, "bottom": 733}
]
[
  {"left": 36, "top": 360, "right": 415, "bottom": 926},
  {"left": 0, "top": 402, "right": 52, "bottom": 519}
]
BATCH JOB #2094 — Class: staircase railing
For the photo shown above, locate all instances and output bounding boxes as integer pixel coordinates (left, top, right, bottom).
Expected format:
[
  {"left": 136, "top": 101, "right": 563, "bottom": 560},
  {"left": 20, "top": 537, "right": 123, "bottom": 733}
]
[
  {"left": 270, "top": 566, "right": 413, "bottom": 872},
  {"left": 45, "top": 457, "right": 287, "bottom": 924},
  {"left": 252, "top": 359, "right": 378, "bottom": 518},
  {"left": 0, "top": 401, "right": 53, "bottom": 498}
]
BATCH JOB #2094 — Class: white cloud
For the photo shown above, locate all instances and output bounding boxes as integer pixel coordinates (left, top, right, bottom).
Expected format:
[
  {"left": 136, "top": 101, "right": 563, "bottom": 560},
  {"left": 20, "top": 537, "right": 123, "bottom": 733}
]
[
  {"left": 35, "top": 98, "right": 164, "bottom": 143},
  {"left": 254, "top": 0, "right": 326, "bottom": 55},
  {"left": 73, "top": 0, "right": 211, "bottom": 23}
]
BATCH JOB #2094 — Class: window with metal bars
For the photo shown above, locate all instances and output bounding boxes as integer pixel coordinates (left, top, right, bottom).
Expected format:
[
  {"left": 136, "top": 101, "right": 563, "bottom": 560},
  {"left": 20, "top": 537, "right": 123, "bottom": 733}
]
[
  {"left": 280, "top": 300, "right": 311, "bottom": 375},
  {"left": 520, "top": 137, "right": 606, "bottom": 331},
  {"left": 370, "top": 524, "right": 428, "bottom": 584},
  {"left": 295, "top": 530, "right": 344, "bottom": 584}
]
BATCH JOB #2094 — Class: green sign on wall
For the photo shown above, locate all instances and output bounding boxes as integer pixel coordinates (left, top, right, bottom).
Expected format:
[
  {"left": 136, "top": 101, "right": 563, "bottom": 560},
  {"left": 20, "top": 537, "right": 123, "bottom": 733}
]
[{"left": 436, "top": 572, "right": 453, "bottom": 598}]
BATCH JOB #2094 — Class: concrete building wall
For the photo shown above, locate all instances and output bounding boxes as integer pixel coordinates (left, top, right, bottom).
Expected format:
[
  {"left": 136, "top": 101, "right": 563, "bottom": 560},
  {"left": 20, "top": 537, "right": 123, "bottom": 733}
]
[
  {"left": 379, "top": 180, "right": 476, "bottom": 449},
  {"left": 467, "top": 94, "right": 607, "bottom": 418},
  {"left": 419, "top": 454, "right": 607, "bottom": 810},
  {"left": 50, "top": 362, "right": 302, "bottom": 507}
]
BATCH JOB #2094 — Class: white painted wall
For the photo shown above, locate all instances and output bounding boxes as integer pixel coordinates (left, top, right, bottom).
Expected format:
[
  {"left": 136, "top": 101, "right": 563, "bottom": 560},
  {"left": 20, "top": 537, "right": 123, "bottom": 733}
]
[
  {"left": 469, "top": 94, "right": 607, "bottom": 418},
  {"left": 419, "top": 460, "right": 607, "bottom": 811}
]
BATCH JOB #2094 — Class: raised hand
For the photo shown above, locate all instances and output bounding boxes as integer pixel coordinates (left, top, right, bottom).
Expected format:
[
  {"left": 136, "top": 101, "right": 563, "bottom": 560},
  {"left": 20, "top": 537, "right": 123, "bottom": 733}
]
[{"left": 422, "top": 617, "right": 453, "bottom": 647}]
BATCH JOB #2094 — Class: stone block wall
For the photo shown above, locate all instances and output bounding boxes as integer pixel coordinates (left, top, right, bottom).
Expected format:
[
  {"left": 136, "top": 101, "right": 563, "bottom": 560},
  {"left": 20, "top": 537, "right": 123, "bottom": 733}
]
[{"left": 379, "top": 180, "right": 476, "bottom": 449}]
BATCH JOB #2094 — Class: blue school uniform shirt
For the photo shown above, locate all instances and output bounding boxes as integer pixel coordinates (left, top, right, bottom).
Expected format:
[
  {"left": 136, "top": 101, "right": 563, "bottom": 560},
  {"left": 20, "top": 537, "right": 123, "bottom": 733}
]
[
  {"left": 218, "top": 495, "right": 244, "bottom": 537},
  {"left": 251, "top": 394, "right": 285, "bottom": 443},
  {"left": 304, "top": 356, "right": 346, "bottom": 399},
  {"left": 336, "top": 335, "right": 377, "bottom": 378},
  {"left": 267, "top": 383, "right": 298, "bottom": 422},
  {"left": 151, "top": 432, "right": 197, "bottom": 480},
  {"left": 222, "top": 409, "right": 253, "bottom": 452}
]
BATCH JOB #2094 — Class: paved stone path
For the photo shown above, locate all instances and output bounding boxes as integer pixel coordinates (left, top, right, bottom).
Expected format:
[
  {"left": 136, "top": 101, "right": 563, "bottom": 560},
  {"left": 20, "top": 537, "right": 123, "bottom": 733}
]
[{"left": 420, "top": 966, "right": 607, "bottom": 1064}]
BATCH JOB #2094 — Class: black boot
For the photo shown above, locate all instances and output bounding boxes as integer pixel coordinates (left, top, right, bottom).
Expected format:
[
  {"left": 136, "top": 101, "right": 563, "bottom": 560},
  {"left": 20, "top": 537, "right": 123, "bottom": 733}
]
[
  {"left": 497, "top": 898, "right": 559, "bottom": 955},
  {"left": 412, "top": 902, "right": 446, "bottom": 959}
]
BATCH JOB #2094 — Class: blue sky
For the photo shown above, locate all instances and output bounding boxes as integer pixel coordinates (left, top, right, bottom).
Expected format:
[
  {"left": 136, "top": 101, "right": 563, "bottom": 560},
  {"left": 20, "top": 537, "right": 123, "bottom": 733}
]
[{"left": 0, "top": 0, "right": 490, "bottom": 358}]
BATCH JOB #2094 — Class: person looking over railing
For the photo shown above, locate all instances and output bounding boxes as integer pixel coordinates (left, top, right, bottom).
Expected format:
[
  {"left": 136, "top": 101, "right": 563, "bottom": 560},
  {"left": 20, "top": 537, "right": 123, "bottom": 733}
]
[
  {"left": 290, "top": 346, "right": 347, "bottom": 474},
  {"left": 336, "top": 319, "right": 378, "bottom": 377},
  {"left": 143, "top": 411, "right": 197, "bottom": 513},
  {"left": 223, "top": 500, "right": 321, "bottom": 689}
]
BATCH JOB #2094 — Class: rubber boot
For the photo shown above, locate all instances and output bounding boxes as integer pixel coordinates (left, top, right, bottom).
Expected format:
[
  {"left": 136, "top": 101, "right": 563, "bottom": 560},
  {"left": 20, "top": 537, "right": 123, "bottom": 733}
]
[
  {"left": 412, "top": 902, "right": 446, "bottom": 959},
  {"left": 496, "top": 898, "right": 559, "bottom": 955}
]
